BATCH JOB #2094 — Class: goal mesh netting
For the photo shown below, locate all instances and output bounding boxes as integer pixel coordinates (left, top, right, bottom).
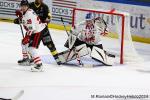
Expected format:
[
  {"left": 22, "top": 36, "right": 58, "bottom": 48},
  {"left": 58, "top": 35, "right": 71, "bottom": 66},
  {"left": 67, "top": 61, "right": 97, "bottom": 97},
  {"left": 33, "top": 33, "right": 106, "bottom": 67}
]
[{"left": 72, "top": 8, "right": 143, "bottom": 64}]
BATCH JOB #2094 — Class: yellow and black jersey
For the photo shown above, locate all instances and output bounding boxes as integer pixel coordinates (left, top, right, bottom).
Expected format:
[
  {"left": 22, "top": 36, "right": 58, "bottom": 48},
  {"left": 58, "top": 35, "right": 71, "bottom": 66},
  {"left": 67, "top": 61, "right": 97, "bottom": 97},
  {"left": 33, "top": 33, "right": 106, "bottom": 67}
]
[{"left": 29, "top": 2, "right": 51, "bottom": 23}]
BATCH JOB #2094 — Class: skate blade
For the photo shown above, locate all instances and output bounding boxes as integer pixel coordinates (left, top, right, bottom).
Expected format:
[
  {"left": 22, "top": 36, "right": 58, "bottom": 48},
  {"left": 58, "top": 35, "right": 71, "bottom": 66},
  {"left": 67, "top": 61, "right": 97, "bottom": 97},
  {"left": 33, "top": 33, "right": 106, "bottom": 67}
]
[
  {"left": 31, "top": 67, "right": 44, "bottom": 72},
  {"left": 18, "top": 62, "right": 31, "bottom": 66}
]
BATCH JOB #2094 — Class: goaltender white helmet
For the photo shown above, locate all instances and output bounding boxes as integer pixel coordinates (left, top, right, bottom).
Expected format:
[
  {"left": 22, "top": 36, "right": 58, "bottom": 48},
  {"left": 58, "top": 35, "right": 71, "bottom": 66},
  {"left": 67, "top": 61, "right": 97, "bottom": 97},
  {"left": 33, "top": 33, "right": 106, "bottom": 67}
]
[{"left": 85, "top": 13, "right": 94, "bottom": 20}]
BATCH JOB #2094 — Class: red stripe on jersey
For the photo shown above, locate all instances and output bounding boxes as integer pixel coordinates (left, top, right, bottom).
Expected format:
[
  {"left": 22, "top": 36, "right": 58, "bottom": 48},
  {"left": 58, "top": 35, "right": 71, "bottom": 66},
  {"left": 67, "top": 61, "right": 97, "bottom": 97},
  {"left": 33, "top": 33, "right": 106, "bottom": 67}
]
[
  {"left": 32, "top": 33, "right": 38, "bottom": 47},
  {"left": 33, "top": 56, "right": 41, "bottom": 64},
  {"left": 33, "top": 57, "right": 40, "bottom": 61},
  {"left": 35, "top": 33, "right": 41, "bottom": 47},
  {"left": 23, "top": 55, "right": 28, "bottom": 58},
  {"left": 35, "top": 59, "right": 41, "bottom": 64},
  {"left": 23, "top": 25, "right": 28, "bottom": 31},
  {"left": 28, "top": 31, "right": 32, "bottom": 36},
  {"left": 23, "top": 54, "right": 28, "bottom": 56}
]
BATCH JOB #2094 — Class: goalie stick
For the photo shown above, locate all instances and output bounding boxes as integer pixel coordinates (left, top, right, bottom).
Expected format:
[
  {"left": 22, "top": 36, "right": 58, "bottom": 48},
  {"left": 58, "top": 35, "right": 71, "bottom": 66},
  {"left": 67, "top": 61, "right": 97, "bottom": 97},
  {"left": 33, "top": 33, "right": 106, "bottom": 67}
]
[
  {"left": 0, "top": 90, "right": 24, "bottom": 100},
  {"left": 60, "top": 17, "right": 69, "bottom": 36}
]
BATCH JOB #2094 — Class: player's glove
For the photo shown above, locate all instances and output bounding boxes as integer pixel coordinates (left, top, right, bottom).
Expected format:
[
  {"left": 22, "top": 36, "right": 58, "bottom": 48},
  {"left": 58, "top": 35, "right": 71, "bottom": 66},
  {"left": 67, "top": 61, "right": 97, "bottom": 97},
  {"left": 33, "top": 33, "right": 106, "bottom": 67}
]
[
  {"left": 22, "top": 35, "right": 30, "bottom": 45},
  {"left": 15, "top": 9, "right": 22, "bottom": 18}
]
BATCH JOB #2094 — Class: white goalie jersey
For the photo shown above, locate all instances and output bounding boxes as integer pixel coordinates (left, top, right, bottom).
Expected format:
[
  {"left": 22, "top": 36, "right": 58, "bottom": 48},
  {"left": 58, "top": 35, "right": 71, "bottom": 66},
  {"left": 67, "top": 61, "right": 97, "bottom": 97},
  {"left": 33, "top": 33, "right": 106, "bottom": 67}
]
[
  {"left": 73, "top": 17, "right": 107, "bottom": 45},
  {"left": 22, "top": 9, "right": 46, "bottom": 35}
]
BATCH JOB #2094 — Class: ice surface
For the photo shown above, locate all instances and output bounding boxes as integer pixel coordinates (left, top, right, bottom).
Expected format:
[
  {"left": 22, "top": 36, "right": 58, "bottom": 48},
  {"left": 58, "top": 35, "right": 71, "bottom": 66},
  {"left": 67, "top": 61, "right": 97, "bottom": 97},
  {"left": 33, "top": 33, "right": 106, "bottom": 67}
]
[{"left": 0, "top": 22, "right": 150, "bottom": 100}]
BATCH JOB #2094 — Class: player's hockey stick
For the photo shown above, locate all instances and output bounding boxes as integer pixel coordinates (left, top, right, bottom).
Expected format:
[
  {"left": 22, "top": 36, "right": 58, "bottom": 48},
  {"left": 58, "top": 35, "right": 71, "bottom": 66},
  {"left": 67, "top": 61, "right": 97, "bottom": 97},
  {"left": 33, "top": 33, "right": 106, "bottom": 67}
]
[
  {"left": 17, "top": 17, "right": 24, "bottom": 38},
  {"left": 0, "top": 90, "right": 24, "bottom": 100},
  {"left": 19, "top": 22, "right": 24, "bottom": 38}
]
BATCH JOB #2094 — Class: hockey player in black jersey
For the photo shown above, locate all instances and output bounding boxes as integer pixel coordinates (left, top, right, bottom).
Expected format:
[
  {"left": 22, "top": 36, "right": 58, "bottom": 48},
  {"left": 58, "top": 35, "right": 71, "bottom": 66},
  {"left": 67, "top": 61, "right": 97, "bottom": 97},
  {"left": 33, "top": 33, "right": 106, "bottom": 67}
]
[
  {"left": 29, "top": 0, "right": 51, "bottom": 23},
  {"left": 14, "top": 0, "right": 61, "bottom": 66}
]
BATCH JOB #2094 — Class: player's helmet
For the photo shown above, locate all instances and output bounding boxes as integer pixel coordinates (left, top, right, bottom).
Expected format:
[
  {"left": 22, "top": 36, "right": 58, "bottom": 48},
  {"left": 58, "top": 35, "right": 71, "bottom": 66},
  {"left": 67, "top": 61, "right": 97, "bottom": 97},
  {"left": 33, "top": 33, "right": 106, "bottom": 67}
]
[
  {"left": 20, "top": 0, "right": 29, "bottom": 6},
  {"left": 85, "top": 13, "right": 94, "bottom": 20}
]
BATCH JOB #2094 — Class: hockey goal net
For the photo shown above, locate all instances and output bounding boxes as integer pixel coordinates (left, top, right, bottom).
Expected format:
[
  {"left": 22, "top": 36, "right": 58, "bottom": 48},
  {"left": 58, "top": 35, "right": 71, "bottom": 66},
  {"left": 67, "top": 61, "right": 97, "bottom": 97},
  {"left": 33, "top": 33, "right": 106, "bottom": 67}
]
[{"left": 72, "top": 8, "right": 143, "bottom": 64}]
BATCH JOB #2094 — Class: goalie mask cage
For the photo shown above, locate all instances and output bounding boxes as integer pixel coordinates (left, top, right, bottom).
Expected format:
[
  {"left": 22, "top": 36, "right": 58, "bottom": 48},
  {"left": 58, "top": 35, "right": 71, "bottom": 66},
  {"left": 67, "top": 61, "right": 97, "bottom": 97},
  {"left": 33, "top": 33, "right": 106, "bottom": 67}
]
[{"left": 72, "top": 8, "right": 143, "bottom": 64}]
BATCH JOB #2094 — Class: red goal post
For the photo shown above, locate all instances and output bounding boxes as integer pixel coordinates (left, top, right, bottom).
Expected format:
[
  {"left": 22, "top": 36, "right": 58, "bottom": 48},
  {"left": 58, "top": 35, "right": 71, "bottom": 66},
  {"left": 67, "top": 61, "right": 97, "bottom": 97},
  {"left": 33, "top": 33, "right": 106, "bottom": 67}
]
[{"left": 72, "top": 8, "right": 125, "bottom": 64}]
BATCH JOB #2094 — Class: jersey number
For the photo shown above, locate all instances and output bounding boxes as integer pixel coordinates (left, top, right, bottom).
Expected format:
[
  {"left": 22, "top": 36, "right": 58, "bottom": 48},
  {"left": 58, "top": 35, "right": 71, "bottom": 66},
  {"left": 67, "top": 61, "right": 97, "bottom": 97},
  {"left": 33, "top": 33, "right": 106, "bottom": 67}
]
[{"left": 27, "top": 19, "right": 32, "bottom": 24}]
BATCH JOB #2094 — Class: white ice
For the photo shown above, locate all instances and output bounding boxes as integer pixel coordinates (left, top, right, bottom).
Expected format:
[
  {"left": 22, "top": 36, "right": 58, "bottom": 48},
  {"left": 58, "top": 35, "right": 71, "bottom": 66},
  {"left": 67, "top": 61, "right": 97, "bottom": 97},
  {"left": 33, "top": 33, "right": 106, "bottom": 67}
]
[{"left": 0, "top": 22, "right": 150, "bottom": 100}]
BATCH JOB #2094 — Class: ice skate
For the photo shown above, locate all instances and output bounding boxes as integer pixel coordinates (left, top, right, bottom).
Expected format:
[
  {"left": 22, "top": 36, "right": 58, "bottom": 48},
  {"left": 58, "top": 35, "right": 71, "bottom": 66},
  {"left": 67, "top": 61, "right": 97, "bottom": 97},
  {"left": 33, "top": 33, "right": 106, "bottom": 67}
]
[
  {"left": 18, "top": 58, "right": 31, "bottom": 66},
  {"left": 55, "top": 57, "right": 62, "bottom": 65},
  {"left": 31, "top": 63, "right": 43, "bottom": 72}
]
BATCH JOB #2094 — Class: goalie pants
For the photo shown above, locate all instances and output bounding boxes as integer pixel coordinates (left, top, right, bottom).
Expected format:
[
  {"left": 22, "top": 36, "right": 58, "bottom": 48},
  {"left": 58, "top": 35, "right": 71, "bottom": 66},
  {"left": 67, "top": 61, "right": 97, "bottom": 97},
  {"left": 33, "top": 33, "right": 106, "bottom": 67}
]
[{"left": 65, "top": 38, "right": 103, "bottom": 50}]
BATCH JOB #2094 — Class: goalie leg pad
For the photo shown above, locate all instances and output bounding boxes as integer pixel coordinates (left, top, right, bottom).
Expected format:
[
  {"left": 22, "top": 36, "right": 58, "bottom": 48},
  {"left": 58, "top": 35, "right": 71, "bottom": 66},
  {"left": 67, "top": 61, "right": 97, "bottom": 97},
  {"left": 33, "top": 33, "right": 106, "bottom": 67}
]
[
  {"left": 90, "top": 46, "right": 115, "bottom": 66},
  {"left": 58, "top": 44, "right": 89, "bottom": 63}
]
